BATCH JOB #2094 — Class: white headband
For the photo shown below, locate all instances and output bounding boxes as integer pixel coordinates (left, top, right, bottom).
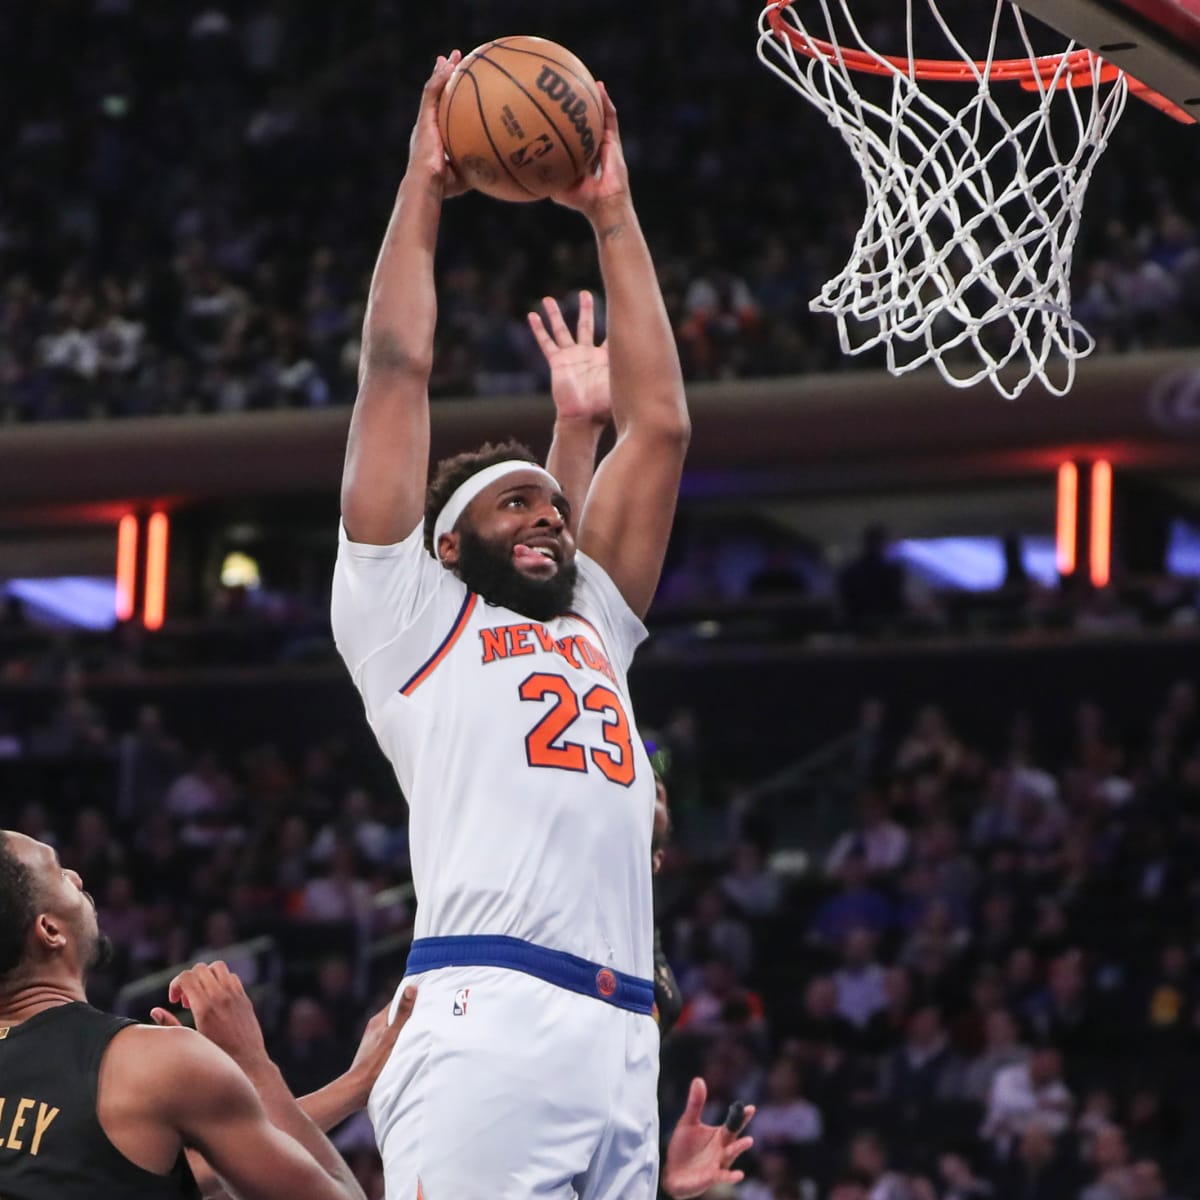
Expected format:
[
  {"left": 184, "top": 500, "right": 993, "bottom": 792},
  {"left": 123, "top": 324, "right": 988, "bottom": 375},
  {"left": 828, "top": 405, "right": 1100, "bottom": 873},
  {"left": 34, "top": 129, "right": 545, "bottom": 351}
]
[{"left": 432, "top": 460, "right": 562, "bottom": 550}]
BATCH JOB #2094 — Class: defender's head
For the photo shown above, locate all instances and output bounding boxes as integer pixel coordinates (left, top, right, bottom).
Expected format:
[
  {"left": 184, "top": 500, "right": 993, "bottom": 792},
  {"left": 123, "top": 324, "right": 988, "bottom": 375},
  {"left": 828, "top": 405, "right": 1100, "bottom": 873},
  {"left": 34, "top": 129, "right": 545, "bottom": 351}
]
[
  {"left": 0, "top": 831, "right": 109, "bottom": 993},
  {"left": 652, "top": 770, "right": 671, "bottom": 876},
  {"left": 424, "top": 440, "right": 578, "bottom": 622}
]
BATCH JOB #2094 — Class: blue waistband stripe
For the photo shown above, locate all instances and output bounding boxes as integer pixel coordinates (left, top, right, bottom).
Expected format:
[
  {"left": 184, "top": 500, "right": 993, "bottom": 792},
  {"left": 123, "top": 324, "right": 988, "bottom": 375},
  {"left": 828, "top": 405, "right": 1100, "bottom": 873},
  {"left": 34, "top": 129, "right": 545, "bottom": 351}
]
[{"left": 407, "top": 935, "right": 654, "bottom": 1015}]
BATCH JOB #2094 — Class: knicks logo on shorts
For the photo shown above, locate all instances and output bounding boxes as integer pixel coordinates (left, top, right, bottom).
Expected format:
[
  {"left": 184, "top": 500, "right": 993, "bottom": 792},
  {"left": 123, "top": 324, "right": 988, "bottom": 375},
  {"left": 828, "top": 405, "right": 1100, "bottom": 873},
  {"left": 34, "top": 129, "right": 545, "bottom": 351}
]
[
  {"left": 595, "top": 969, "right": 617, "bottom": 999},
  {"left": 452, "top": 988, "right": 470, "bottom": 1016}
]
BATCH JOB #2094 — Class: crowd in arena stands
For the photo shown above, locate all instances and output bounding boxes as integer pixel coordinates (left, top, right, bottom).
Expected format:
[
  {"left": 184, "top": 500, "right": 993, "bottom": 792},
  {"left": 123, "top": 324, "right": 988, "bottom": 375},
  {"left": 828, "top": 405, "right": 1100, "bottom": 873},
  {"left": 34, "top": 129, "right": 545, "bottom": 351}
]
[
  {"left": 4, "top": 635, "right": 1200, "bottom": 1197},
  {"left": 654, "top": 678, "right": 1200, "bottom": 1200},
  {"left": 2, "top": 2, "right": 1199, "bottom": 422}
]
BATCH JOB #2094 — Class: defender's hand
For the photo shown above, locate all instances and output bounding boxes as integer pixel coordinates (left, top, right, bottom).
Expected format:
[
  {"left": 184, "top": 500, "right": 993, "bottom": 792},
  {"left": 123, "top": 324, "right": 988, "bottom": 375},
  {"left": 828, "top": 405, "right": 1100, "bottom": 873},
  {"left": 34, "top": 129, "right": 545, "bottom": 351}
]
[
  {"left": 528, "top": 291, "right": 611, "bottom": 427},
  {"left": 407, "top": 52, "right": 466, "bottom": 198},
  {"left": 554, "top": 84, "right": 630, "bottom": 220},
  {"left": 156, "top": 961, "right": 271, "bottom": 1074},
  {"left": 662, "top": 1077, "right": 755, "bottom": 1199},
  {"left": 343, "top": 988, "right": 417, "bottom": 1106}
]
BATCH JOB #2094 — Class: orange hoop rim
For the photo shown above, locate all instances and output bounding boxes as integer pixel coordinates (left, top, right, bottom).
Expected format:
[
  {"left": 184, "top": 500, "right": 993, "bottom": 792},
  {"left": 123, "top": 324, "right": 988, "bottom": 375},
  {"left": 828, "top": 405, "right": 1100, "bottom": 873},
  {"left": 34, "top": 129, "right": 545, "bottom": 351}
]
[
  {"left": 762, "top": 0, "right": 1194, "bottom": 119},
  {"left": 763, "top": 1, "right": 1110, "bottom": 88}
]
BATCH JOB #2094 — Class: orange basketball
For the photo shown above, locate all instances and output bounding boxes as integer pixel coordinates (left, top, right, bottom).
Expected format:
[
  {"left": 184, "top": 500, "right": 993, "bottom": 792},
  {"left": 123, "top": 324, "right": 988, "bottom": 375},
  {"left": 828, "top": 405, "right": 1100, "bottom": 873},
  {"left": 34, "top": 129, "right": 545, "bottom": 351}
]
[{"left": 438, "top": 37, "right": 602, "bottom": 204}]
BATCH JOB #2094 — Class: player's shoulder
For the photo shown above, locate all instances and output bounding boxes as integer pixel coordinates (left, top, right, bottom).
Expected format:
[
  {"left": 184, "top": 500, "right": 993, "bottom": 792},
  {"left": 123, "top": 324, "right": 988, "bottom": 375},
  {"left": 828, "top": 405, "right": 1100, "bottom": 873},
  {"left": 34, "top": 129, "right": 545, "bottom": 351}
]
[{"left": 106, "top": 1025, "right": 254, "bottom": 1123}]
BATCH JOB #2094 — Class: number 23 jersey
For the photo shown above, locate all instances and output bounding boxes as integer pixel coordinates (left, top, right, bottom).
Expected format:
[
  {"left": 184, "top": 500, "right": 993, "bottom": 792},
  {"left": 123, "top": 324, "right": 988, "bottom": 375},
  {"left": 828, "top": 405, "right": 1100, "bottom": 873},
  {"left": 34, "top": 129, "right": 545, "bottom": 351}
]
[{"left": 332, "top": 522, "right": 656, "bottom": 980}]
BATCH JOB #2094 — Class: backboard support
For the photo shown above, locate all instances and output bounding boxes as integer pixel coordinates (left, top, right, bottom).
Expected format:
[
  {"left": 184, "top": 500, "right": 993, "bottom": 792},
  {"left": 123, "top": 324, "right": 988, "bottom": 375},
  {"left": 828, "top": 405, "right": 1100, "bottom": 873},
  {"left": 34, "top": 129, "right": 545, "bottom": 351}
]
[{"left": 1015, "top": 0, "right": 1200, "bottom": 117}]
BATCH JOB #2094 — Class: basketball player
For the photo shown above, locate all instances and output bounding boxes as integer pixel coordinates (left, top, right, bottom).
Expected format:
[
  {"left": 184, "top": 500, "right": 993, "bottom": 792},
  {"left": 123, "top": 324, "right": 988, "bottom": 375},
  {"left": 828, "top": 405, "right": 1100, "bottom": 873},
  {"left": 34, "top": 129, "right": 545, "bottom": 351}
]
[
  {"left": 333, "top": 49, "right": 691, "bottom": 1198},
  {"left": 0, "top": 830, "right": 369, "bottom": 1200}
]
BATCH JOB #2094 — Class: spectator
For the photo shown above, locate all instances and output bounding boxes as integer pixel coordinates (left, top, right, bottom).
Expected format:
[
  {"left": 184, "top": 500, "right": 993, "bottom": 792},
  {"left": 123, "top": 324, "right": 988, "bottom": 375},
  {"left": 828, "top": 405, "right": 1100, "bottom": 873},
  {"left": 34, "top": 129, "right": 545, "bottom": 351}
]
[
  {"left": 301, "top": 840, "right": 373, "bottom": 925},
  {"left": 314, "top": 955, "right": 361, "bottom": 1045},
  {"left": 752, "top": 1058, "right": 824, "bottom": 1149},
  {"left": 674, "top": 886, "right": 755, "bottom": 981},
  {"left": 1022, "top": 950, "right": 1104, "bottom": 1057},
  {"left": 165, "top": 749, "right": 233, "bottom": 821},
  {"left": 790, "top": 975, "right": 860, "bottom": 1053},
  {"left": 862, "top": 966, "right": 917, "bottom": 1054},
  {"left": 847, "top": 1131, "right": 912, "bottom": 1200},
  {"left": 878, "top": 1005, "right": 963, "bottom": 1121},
  {"left": 938, "top": 1150, "right": 995, "bottom": 1200},
  {"left": 959, "top": 1008, "right": 1030, "bottom": 1105},
  {"left": 1127, "top": 1159, "right": 1183, "bottom": 1200},
  {"left": 721, "top": 840, "right": 782, "bottom": 916},
  {"left": 826, "top": 790, "right": 911, "bottom": 879},
  {"left": 1140, "top": 942, "right": 1194, "bottom": 1049},
  {"left": 271, "top": 996, "right": 346, "bottom": 1099},
  {"left": 194, "top": 909, "right": 260, "bottom": 986},
  {"left": 116, "top": 704, "right": 186, "bottom": 824},
  {"left": 1079, "top": 1124, "right": 1133, "bottom": 1200},
  {"left": 311, "top": 787, "right": 392, "bottom": 866},
  {"left": 834, "top": 927, "right": 889, "bottom": 1029},
  {"left": 982, "top": 1047, "right": 1075, "bottom": 1154},
  {"left": 96, "top": 873, "right": 146, "bottom": 956},
  {"left": 738, "top": 1148, "right": 798, "bottom": 1200},
  {"left": 810, "top": 851, "right": 896, "bottom": 945},
  {"left": 839, "top": 526, "right": 908, "bottom": 635},
  {"left": 675, "top": 958, "right": 766, "bottom": 1039},
  {"left": 62, "top": 807, "right": 124, "bottom": 894},
  {"left": 899, "top": 897, "right": 971, "bottom": 972},
  {"left": 994, "top": 1126, "right": 1083, "bottom": 1200}
]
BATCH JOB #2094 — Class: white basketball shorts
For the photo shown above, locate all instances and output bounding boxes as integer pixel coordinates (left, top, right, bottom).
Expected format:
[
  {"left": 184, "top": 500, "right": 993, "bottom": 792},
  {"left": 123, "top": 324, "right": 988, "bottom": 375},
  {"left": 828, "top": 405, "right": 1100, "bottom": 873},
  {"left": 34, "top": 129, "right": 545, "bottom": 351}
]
[{"left": 368, "top": 965, "right": 660, "bottom": 1199}]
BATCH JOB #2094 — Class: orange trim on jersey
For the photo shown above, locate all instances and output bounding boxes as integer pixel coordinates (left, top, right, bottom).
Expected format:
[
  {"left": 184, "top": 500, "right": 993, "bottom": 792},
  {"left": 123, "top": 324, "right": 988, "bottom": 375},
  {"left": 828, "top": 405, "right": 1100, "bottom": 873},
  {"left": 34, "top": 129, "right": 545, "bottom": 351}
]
[
  {"left": 400, "top": 592, "right": 478, "bottom": 695},
  {"left": 565, "top": 611, "right": 610, "bottom": 660}
]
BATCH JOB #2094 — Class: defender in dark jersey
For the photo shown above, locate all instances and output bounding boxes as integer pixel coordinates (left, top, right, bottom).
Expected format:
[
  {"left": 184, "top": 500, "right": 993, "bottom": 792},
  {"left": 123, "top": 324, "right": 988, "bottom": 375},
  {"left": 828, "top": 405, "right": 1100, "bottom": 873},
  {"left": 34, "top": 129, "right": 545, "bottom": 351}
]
[
  {"left": 0, "top": 830, "right": 367, "bottom": 1200},
  {"left": 651, "top": 770, "right": 684, "bottom": 1036}
]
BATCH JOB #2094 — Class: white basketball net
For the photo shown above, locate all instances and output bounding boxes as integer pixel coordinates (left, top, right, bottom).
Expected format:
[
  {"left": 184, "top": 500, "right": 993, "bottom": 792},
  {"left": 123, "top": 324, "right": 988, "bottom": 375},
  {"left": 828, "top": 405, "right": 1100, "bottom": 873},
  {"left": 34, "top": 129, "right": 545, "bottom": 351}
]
[{"left": 756, "top": 0, "right": 1130, "bottom": 399}]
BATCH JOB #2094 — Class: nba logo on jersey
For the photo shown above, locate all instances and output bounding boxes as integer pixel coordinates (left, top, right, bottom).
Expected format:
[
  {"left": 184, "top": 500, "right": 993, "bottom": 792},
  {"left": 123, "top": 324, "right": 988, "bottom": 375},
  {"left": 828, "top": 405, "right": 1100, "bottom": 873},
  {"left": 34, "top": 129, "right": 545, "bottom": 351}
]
[{"left": 452, "top": 988, "right": 470, "bottom": 1016}]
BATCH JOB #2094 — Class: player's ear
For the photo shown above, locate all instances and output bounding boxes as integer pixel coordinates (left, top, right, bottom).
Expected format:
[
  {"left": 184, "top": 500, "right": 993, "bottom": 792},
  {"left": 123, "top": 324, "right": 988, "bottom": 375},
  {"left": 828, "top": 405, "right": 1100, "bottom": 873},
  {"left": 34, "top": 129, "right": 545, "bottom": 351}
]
[
  {"left": 437, "top": 531, "right": 460, "bottom": 568},
  {"left": 34, "top": 912, "right": 67, "bottom": 953}
]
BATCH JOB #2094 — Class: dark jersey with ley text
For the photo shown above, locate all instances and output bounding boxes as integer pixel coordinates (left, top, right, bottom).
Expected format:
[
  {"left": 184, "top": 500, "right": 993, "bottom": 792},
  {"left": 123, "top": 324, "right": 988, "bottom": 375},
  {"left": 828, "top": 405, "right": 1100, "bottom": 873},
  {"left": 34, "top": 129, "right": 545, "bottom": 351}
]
[{"left": 0, "top": 1002, "right": 200, "bottom": 1200}]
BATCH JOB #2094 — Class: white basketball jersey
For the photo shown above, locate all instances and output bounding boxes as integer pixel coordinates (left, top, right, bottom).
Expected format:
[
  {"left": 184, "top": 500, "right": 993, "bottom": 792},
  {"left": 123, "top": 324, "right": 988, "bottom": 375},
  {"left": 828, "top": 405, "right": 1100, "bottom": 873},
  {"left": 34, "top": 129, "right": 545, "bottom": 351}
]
[{"left": 331, "top": 522, "right": 656, "bottom": 978}]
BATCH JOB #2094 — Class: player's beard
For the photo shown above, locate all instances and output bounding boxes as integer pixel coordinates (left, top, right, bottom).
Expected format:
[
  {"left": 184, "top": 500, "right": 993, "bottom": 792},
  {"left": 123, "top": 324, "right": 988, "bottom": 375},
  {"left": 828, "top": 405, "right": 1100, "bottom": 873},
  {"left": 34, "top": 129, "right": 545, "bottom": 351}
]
[
  {"left": 81, "top": 891, "right": 114, "bottom": 975},
  {"left": 457, "top": 525, "right": 578, "bottom": 622},
  {"left": 87, "top": 931, "right": 115, "bottom": 973}
]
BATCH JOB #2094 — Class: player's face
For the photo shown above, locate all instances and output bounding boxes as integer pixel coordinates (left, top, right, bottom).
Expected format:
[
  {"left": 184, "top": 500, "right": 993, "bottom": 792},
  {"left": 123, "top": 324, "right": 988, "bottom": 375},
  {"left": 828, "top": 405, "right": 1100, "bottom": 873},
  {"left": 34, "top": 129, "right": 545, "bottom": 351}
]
[
  {"left": 6, "top": 833, "right": 110, "bottom": 975},
  {"left": 449, "top": 474, "right": 579, "bottom": 621},
  {"left": 651, "top": 784, "right": 670, "bottom": 875}
]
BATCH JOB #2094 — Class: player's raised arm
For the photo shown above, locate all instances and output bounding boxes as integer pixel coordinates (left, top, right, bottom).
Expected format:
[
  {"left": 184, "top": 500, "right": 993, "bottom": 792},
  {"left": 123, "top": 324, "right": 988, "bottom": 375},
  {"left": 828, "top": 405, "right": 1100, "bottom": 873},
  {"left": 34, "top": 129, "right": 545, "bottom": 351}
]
[
  {"left": 554, "top": 84, "right": 690, "bottom": 618},
  {"left": 530, "top": 289, "right": 612, "bottom": 531},
  {"left": 341, "top": 52, "right": 464, "bottom": 547}
]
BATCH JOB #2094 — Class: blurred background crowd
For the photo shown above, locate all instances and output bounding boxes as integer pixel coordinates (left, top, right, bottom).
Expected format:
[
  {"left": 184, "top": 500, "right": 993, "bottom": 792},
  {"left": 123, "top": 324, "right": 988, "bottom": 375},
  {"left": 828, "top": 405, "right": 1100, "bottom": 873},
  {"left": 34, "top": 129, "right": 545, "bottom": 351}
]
[{"left": 2, "top": 0, "right": 1198, "bottom": 421}]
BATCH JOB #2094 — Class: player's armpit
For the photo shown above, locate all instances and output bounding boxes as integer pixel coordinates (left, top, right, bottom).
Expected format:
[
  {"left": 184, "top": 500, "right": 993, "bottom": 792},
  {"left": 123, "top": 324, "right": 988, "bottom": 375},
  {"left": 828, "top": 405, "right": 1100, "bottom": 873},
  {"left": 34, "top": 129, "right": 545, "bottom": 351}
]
[{"left": 156, "top": 1031, "right": 365, "bottom": 1200}]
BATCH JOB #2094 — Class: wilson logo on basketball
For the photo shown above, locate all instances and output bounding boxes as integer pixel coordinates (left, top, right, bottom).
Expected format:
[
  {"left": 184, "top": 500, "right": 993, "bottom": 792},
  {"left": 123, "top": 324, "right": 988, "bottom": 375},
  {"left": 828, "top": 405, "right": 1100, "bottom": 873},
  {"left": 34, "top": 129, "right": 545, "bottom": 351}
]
[
  {"left": 534, "top": 67, "right": 597, "bottom": 164},
  {"left": 596, "top": 968, "right": 617, "bottom": 998}
]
